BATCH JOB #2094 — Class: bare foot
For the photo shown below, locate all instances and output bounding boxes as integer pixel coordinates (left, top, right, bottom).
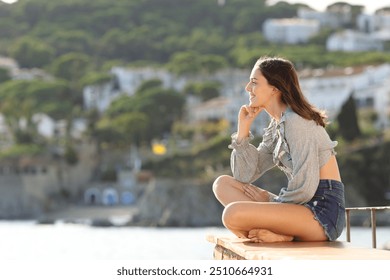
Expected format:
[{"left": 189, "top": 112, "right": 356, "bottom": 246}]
[{"left": 248, "top": 229, "right": 294, "bottom": 243}]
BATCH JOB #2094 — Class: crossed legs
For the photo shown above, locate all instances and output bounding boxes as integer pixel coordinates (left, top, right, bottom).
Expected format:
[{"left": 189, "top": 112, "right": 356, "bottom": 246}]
[{"left": 212, "top": 175, "right": 327, "bottom": 242}]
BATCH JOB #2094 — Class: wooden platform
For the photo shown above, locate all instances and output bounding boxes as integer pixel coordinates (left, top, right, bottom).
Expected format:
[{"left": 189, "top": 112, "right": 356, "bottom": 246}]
[{"left": 207, "top": 234, "right": 390, "bottom": 260}]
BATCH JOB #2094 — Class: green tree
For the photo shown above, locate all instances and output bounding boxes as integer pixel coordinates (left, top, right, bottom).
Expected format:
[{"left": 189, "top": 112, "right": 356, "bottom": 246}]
[
  {"left": 103, "top": 79, "right": 185, "bottom": 144},
  {"left": 185, "top": 28, "right": 230, "bottom": 55},
  {"left": 338, "top": 142, "right": 390, "bottom": 205},
  {"left": 27, "top": 80, "right": 73, "bottom": 121},
  {"left": 95, "top": 111, "right": 149, "bottom": 148},
  {"left": 200, "top": 55, "right": 228, "bottom": 74},
  {"left": 80, "top": 72, "right": 112, "bottom": 88},
  {"left": 132, "top": 88, "right": 185, "bottom": 141},
  {"left": 48, "top": 30, "right": 93, "bottom": 56},
  {"left": 337, "top": 93, "right": 361, "bottom": 141},
  {"left": 97, "top": 28, "right": 131, "bottom": 60},
  {"left": 112, "top": 112, "right": 149, "bottom": 146},
  {"left": 166, "top": 51, "right": 202, "bottom": 75},
  {"left": 0, "top": 79, "right": 73, "bottom": 144},
  {"left": 135, "top": 79, "right": 163, "bottom": 95},
  {"left": 9, "top": 36, "right": 54, "bottom": 68},
  {"left": 2, "top": 0, "right": 390, "bottom": 71},
  {"left": 0, "top": 67, "right": 11, "bottom": 83},
  {"left": 308, "top": 28, "right": 335, "bottom": 46},
  {"left": 50, "top": 52, "right": 90, "bottom": 85},
  {"left": 50, "top": 52, "right": 91, "bottom": 110},
  {"left": 184, "top": 81, "right": 221, "bottom": 101},
  {"left": 16, "top": 0, "right": 47, "bottom": 27}
]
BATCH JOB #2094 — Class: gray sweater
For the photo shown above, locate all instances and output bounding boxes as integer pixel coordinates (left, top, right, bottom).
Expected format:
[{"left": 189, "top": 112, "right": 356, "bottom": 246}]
[{"left": 229, "top": 107, "right": 337, "bottom": 204}]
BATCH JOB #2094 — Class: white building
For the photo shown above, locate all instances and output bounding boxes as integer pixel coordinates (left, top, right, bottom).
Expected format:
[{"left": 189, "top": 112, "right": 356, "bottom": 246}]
[
  {"left": 356, "top": 12, "right": 390, "bottom": 44},
  {"left": 357, "top": 14, "right": 380, "bottom": 33},
  {"left": 189, "top": 93, "right": 269, "bottom": 136},
  {"left": 262, "top": 18, "right": 320, "bottom": 44},
  {"left": 357, "top": 12, "right": 390, "bottom": 33},
  {"left": 191, "top": 97, "right": 232, "bottom": 123},
  {"left": 110, "top": 66, "right": 187, "bottom": 94},
  {"left": 83, "top": 65, "right": 271, "bottom": 135},
  {"left": 83, "top": 67, "right": 188, "bottom": 113},
  {"left": 0, "top": 56, "right": 18, "bottom": 76},
  {"left": 0, "top": 56, "right": 52, "bottom": 81},
  {"left": 83, "top": 67, "right": 249, "bottom": 113},
  {"left": 83, "top": 62, "right": 390, "bottom": 135},
  {"left": 298, "top": 8, "right": 349, "bottom": 29},
  {"left": 326, "top": 30, "right": 383, "bottom": 52},
  {"left": 300, "top": 64, "right": 390, "bottom": 128}
]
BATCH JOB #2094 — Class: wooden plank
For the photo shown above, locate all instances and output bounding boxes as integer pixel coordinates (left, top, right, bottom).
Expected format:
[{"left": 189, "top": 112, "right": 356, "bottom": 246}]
[{"left": 207, "top": 234, "right": 390, "bottom": 260}]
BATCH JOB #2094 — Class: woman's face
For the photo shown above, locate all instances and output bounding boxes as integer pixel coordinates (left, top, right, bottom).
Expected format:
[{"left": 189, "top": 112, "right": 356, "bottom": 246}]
[{"left": 245, "top": 67, "right": 275, "bottom": 108}]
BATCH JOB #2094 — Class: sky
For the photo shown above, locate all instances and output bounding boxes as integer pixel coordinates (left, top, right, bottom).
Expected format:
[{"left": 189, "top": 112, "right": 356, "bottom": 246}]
[{"left": 267, "top": 0, "right": 390, "bottom": 14}]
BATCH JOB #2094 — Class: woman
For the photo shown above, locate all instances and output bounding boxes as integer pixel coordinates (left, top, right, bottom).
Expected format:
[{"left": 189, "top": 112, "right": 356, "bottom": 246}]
[{"left": 213, "top": 56, "right": 346, "bottom": 242}]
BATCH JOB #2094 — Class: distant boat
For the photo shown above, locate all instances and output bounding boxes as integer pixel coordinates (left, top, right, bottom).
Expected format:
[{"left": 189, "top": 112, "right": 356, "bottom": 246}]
[{"left": 108, "top": 214, "right": 132, "bottom": 227}]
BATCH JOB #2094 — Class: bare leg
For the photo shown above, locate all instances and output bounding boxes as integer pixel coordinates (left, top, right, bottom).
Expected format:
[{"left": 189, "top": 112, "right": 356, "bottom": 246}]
[
  {"left": 213, "top": 175, "right": 299, "bottom": 241},
  {"left": 213, "top": 175, "right": 299, "bottom": 242},
  {"left": 213, "top": 175, "right": 274, "bottom": 205},
  {"left": 222, "top": 201, "right": 327, "bottom": 242}
]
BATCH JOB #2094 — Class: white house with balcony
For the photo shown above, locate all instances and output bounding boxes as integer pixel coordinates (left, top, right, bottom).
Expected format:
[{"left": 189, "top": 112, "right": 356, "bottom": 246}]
[
  {"left": 326, "top": 30, "right": 383, "bottom": 52},
  {"left": 262, "top": 18, "right": 320, "bottom": 44}
]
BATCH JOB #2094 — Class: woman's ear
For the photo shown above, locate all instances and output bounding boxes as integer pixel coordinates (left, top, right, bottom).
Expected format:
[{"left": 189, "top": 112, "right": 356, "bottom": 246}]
[{"left": 272, "top": 87, "right": 281, "bottom": 95}]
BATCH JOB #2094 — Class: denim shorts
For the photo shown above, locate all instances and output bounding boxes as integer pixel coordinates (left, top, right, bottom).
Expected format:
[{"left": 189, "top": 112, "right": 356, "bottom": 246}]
[{"left": 304, "top": 180, "right": 346, "bottom": 241}]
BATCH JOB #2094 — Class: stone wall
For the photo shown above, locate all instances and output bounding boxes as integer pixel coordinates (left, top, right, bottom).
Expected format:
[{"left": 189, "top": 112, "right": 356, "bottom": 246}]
[
  {"left": 0, "top": 141, "right": 98, "bottom": 219},
  {"left": 134, "top": 177, "right": 223, "bottom": 227},
  {"left": 0, "top": 173, "right": 40, "bottom": 218}
]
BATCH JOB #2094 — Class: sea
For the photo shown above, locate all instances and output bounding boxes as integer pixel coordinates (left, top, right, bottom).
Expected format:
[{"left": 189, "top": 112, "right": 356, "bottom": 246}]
[{"left": 0, "top": 221, "right": 389, "bottom": 260}]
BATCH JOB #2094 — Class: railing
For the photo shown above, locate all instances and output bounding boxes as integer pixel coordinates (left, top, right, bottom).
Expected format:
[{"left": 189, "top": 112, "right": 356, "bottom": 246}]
[{"left": 345, "top": 206, "right": 390, "bottom": 248}]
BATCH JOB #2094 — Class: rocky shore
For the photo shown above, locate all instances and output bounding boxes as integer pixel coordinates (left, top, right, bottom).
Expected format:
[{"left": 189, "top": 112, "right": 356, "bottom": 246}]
[{"left": 38, "top": 177, "right": 224, "bottom": 227}]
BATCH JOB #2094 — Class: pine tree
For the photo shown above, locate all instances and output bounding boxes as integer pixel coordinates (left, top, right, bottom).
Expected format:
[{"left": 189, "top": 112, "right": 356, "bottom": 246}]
[{"left": 337, "top": 92, "right": 361, "bottom": 141}]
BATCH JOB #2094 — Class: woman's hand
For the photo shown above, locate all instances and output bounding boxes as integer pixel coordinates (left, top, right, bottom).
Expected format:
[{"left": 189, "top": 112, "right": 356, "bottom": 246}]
[
  {"left": 239, "top": 105, "right": 262, "bottom": 121},
  {"left": 237, "top": 105, "right": 262, "bottom": 142},
  {"left": 242, "top": 183, "right": 270, "bottom": 202}
]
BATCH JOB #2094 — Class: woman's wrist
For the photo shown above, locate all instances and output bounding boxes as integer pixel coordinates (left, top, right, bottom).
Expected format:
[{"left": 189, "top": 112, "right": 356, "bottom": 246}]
[{"left": 237, "top": 126, "right": 250, "bottom": 142}]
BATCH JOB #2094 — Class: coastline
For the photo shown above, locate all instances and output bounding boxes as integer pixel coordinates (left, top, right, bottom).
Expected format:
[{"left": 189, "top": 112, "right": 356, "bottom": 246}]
[{"left": 34, "top": 204, "right": 390, "bottom": 227}]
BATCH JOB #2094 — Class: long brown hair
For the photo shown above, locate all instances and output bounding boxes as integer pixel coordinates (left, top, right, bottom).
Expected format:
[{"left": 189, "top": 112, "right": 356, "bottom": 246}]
[{"left": 256, "top": 56, "right": 327, "bottom": 127}]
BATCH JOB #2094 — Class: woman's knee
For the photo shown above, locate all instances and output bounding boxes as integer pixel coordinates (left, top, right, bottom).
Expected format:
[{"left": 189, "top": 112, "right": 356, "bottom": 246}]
[
  {"left": 212, "top": 175, "right": 234, "bottom": 195},
  {"left": 222, "top": 202, "right": 242, "bottom": 229}
]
